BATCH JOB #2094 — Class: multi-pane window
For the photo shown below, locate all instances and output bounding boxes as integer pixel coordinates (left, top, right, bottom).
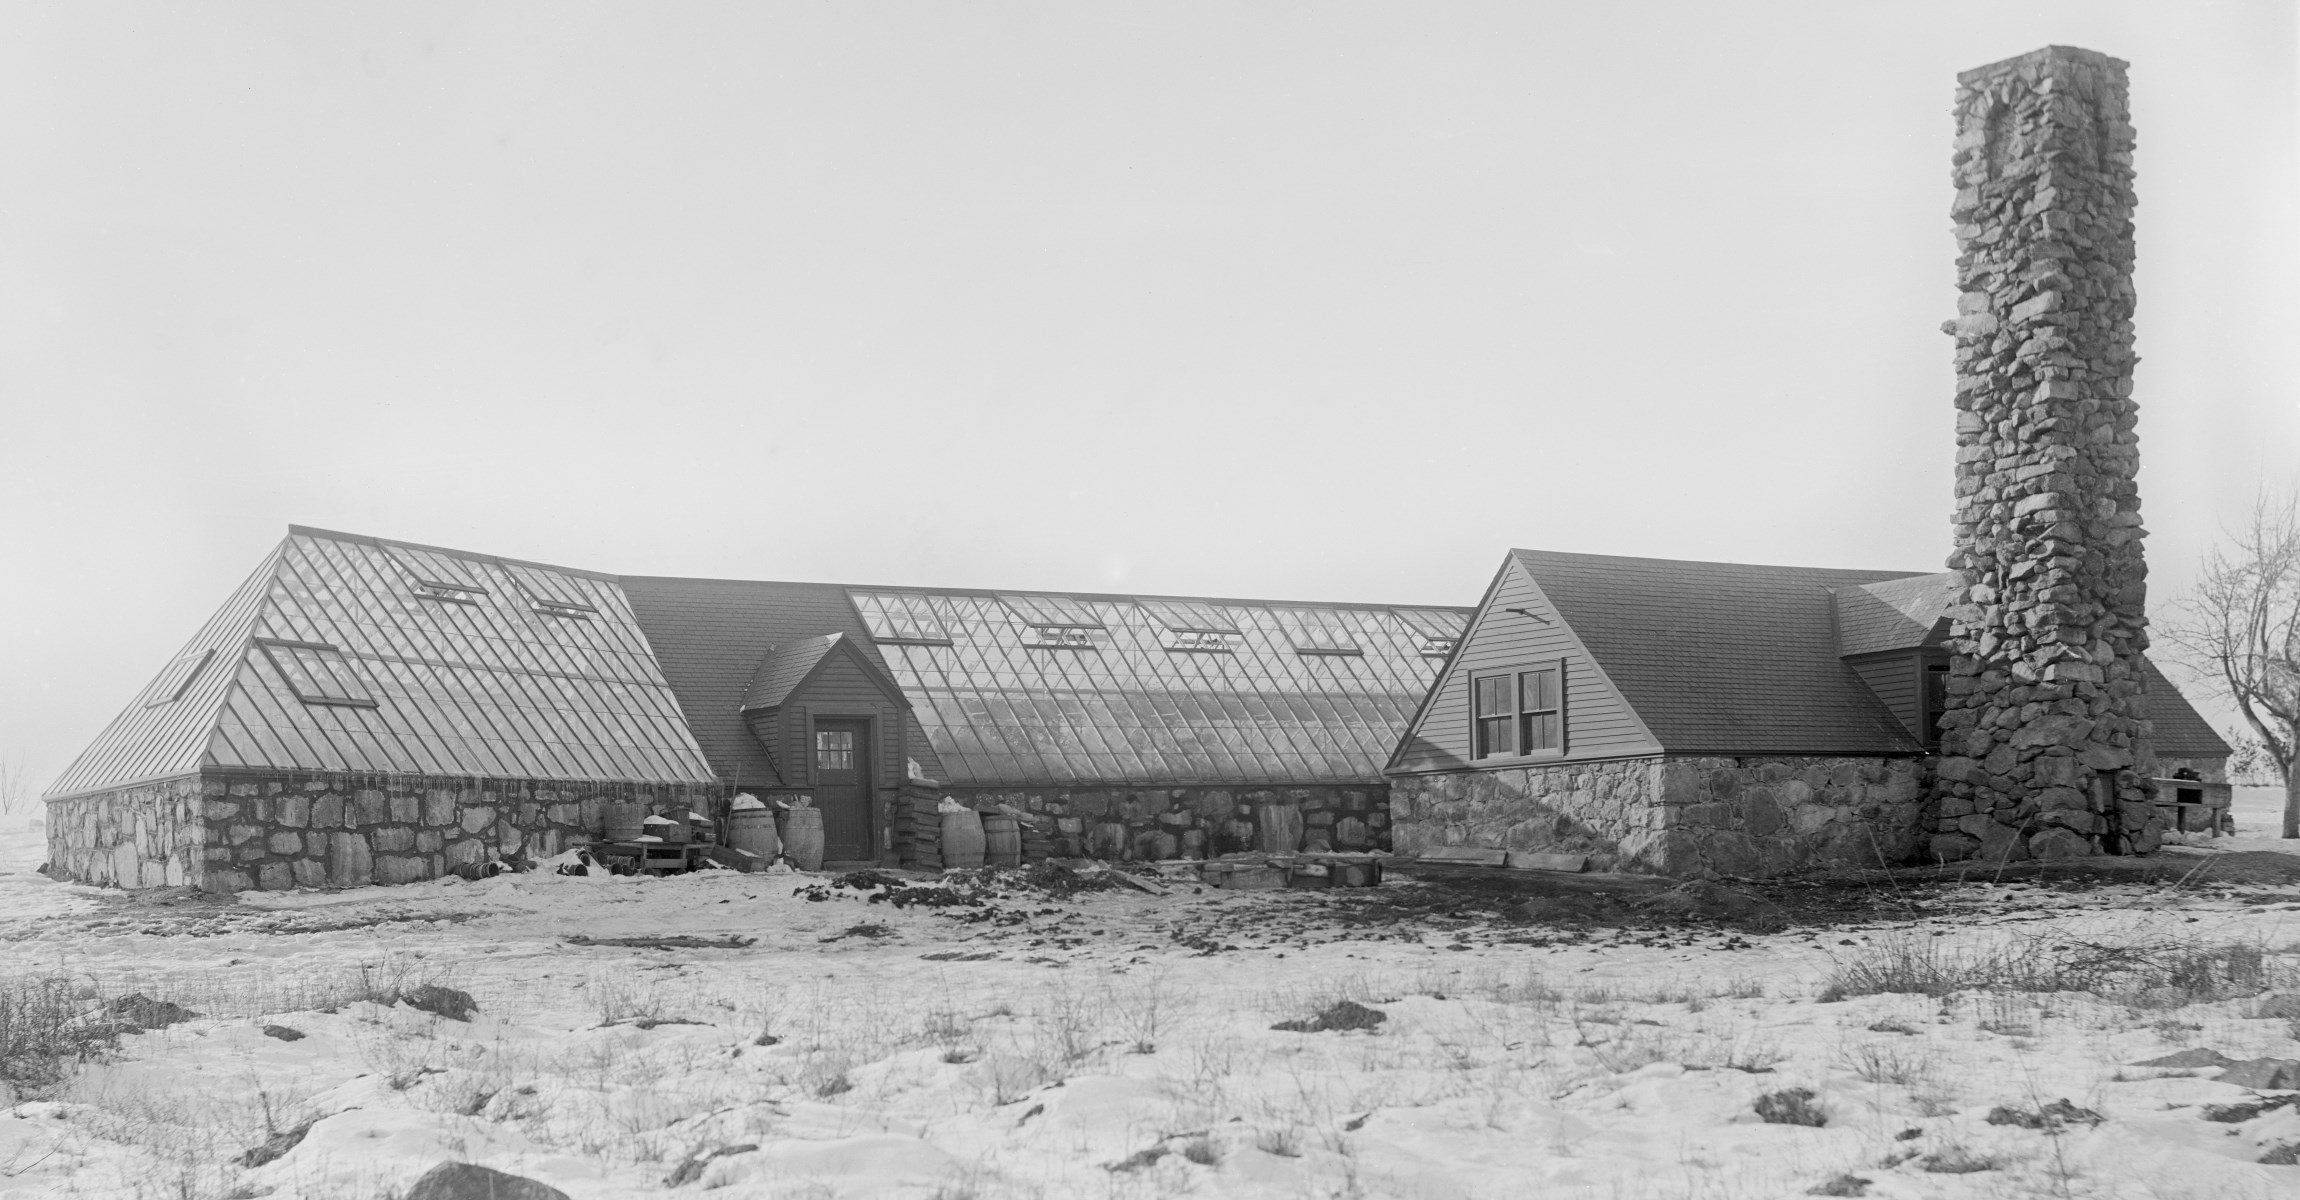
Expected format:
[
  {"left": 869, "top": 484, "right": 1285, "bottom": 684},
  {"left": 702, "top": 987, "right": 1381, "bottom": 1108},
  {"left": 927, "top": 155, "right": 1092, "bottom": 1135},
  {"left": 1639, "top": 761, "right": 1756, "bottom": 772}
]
[
  {"left": 1474, "top": 665, "right": 1565, "bottom": 758},
  {"left": 1924, "top": 661, "right": 1950, "bottom": 748},
  {"left": 815, "top": 729, "right": 856, "bottom": 772},
  {"left": 1519, "top": 665, "right": 1562, "bottom": 753},
  {"left": 259, "top": 639, "right": 379, "bottom": 708},
  {"left": 384, "top": 545, "right": 489, "bottom": 604},
  {"left": 504, "top": 563, "right": 599, "bottom": 619},
  {"left": 1394, "top": 608, "right": 1468, "bottom": 658},
  {"left": 141, "top": 649, "right": 214, "bottom": 708},
  {"left": 1473, "top": 676, "right": 1515, "bottom": 758}
]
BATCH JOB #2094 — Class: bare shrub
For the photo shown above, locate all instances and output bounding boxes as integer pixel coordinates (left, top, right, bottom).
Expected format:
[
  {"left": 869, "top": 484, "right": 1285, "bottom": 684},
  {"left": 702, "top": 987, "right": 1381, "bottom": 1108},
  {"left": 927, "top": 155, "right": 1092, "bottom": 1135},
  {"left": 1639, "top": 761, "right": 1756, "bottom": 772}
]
[
  {"left": 1254, "top": 1126, "right": 1303, "bottom": 1157},
  {"left": 590, "top": 975, "right": 666, "bottom": 1028},
  {"left": 1841, "top": 1040, "right": 1933, "bottom": 1086},
  {"left": 1106, "top": 973, "right": 1169, "bottom": 1054},
  {"left": 1754, "top": 1088, "right": 1827, "bottom": 1126},
  {"left": 0, "top": 973, "right": 112, "bottom": 1091},
  {"left": 1919, "top": 1143, "right": 1999, "bottom": 1174}
]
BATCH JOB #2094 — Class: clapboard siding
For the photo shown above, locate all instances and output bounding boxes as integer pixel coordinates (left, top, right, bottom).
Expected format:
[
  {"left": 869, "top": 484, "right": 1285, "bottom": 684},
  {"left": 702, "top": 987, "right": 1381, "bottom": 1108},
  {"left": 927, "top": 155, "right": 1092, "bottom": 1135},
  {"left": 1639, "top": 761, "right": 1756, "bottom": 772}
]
[
  {"left": 795, "top": 655, "right": 909, "bottom": 791},
  {"left": 1847, "top": 653, "right": 1922, "bottom": 740},
  {"left": 1390, "top": 558, "right": 1656, "bottom": 772}
]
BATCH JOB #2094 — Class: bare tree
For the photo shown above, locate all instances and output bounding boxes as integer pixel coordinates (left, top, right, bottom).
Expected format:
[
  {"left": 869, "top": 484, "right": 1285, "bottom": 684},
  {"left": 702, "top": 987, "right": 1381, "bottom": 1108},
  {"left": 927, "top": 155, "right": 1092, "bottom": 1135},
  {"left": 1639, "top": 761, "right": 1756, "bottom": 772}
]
[
  {"left": 2165, "top": 492, "right": 2300, "bottom": 838},
  {"left": 0, "top": 756, "right": 25, "bottom": 817}
]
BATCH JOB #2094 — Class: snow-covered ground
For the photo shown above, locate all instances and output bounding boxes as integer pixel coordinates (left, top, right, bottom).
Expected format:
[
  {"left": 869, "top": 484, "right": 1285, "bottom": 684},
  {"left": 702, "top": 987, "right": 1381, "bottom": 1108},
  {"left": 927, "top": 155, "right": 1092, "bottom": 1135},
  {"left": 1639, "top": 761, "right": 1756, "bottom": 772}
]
[{"left": 1, "top": 799, "right": 2296, "bottom": 1200}]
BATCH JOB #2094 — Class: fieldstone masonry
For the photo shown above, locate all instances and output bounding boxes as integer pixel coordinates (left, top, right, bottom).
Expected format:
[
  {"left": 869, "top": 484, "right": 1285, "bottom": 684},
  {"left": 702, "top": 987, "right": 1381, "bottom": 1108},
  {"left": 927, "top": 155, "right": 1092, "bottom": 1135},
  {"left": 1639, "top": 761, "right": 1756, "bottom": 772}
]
[
  {"left": 1390, "top": 757, "right": 1928, "bottom": 877},
  {"left": 1933, "top": 46, "right": 2162, "bottom": 864},
  {"left": 47, "top": 773, "right": 723, "bottom": 893},
  {"left": 43, "top": 776, "right": 207, "bottom": 889}
]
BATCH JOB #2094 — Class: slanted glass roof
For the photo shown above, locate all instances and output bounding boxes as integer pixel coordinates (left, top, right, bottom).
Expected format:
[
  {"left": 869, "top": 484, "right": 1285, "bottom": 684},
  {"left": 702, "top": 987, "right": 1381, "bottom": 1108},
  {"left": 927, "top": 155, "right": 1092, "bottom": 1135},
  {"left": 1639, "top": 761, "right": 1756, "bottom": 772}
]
[
  {"left": 855, "top": 592, "right": 956, "bottom": 643},
  {"left": 849, "top": 589, "right": 1467, "bottom": 786},
  {"left": 46, "top": 529, "right": 716, "bottom": 799},
  {"left": 140, "top": 649, "right": 215, "bottom": 708},
  {"left": 385, "top": 544, "right": 489, "bottom": 595},
  {"left": 998, "top": 594, "right": 1105, "bottom": 628},
  {"left": 1277, "top": 608, "right": 1363, "bottom": 655},
  {"left": 204, "top": 533, "right": 714, "bottom": 782},
  {"left": 1391, "top": 607, "right": 1471, "bottom": 655},
  {"left": 257, "top": 640, "right": 378, "bottom": 707},
  {"left": 1137, "top": 598, "right": 1239, "bottom": 633},
  {"left": 503, "top": 562, "right": 600, "bottom": 616}
]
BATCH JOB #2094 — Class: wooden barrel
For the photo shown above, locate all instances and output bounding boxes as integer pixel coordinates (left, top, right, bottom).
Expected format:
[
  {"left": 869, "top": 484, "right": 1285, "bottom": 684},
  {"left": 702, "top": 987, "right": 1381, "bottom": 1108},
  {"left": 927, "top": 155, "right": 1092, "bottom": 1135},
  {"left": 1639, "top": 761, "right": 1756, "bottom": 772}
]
[
  {"left": 1256, "top": 804, "right": 1304, "bottom": 853},
  {"left": 779, "top": 807, "right": 824, "bottom": 871},
  {"left": 981, "top": 813, "right": 1021, "bottom": 867},
  {"left": 603, "top": 803, "right": 646, "bottom": 842},
  {"left": 1088, "top": 821, "right": 1129, "bottom": 861},
  {"left": 727, "top": 808, "right": 779, "bottom": 860},
  {"left": 941, "top": 809, "right": 986, "bottom": 870}
]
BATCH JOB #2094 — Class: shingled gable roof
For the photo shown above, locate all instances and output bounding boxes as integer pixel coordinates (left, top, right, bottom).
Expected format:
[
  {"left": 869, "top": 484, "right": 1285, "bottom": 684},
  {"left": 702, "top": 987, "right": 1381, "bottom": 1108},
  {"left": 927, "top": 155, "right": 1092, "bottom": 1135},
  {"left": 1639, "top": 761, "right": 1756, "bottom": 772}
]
[
  {"left": 1836, "top": 572, "right": 1958, "bottom": 656},
  {"left": 1507, "top": 548, "right": 1929, "bottom": 756},
  {"left": 2138, "top": 659, "right": 2234, "bottom": 759},
  {"left": 740, "top": 633, "right": 908, "bottom": 713}
]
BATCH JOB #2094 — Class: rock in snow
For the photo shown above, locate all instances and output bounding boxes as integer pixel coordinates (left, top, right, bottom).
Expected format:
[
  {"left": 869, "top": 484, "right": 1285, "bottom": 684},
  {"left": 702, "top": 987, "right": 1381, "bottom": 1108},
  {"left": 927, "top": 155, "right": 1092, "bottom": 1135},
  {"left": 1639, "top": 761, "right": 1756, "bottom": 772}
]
[{"left": 403, "top": 1162, "right": 570, "bottom": 1200}]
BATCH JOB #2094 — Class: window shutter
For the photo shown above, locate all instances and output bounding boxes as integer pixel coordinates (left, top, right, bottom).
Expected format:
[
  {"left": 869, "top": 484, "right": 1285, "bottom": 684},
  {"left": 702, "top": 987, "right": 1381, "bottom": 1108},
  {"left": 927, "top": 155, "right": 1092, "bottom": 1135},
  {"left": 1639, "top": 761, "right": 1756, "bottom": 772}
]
[
  {"left": 1555, "top": 657, "right": 1569, "bottom": 755},
  {"left": 788, "top": 705, "right": 810, "bottom": 787}
]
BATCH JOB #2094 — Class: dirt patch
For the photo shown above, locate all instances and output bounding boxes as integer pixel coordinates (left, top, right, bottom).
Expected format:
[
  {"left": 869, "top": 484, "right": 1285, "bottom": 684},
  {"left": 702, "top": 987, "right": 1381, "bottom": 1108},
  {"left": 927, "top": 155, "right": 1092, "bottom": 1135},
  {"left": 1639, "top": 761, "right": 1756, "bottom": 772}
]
[{"left": 1272, "top": 1000, "right": 1387, "bottom": 1033}]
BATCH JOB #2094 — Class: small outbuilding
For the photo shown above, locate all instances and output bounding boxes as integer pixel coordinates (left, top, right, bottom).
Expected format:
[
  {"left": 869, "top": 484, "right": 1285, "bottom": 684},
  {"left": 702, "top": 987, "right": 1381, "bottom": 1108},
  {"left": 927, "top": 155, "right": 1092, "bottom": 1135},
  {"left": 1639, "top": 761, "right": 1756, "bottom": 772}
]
[{"left": 1383, "top": 549, "right": 2229, "bottom": 876}]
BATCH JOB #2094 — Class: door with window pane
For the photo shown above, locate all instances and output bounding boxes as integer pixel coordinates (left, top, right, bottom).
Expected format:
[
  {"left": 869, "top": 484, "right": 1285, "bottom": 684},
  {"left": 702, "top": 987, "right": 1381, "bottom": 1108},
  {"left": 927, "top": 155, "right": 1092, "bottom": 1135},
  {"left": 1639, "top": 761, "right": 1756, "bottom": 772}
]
[{"left": 812, "top": 719, "right": 874, "bottom": 862}]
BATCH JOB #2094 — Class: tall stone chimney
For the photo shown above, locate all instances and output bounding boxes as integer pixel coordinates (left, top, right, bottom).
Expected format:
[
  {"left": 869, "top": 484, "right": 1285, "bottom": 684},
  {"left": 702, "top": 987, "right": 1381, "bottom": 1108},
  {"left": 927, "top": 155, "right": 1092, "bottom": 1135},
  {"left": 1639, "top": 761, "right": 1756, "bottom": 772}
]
[{"left": 1933, "top": 46, "right": 2162, "bottom": 863}]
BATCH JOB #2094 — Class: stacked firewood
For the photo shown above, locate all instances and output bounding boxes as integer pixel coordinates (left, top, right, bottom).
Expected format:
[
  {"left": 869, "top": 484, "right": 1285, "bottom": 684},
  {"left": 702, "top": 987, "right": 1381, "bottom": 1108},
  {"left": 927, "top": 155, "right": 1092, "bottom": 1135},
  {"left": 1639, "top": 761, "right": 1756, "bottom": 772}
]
[{"left": 898, "top": 779, "right": 943, "bottom": 870}]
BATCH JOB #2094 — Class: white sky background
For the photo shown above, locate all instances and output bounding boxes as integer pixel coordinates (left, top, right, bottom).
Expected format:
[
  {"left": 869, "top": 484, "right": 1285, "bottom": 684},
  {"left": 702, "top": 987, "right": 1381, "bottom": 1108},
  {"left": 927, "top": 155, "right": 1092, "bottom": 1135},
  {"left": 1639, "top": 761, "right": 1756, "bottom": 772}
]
[{"left": 2, "top": 2, "right": 2294, "bottom": 789}]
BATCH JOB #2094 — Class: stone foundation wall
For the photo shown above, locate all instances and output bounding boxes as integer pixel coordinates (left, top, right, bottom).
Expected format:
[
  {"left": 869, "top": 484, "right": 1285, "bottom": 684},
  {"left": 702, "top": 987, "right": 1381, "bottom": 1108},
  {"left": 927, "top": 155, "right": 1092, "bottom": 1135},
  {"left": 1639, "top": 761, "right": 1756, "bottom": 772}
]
[
  {"left": 1389, "top": 758, "right": 1660, "bottom": 870},
  {"left": 196, "top": 774, "right": 726, "bottom": 893},
  {"left": 1652, "top": 757, "right": 1930, "bottom": 876},
  {"left": 43, "top": 775, "right": 206, "bottom": 889},
  {"left": 1388, "top": 755, "right": 1931, "bottom": 878},
  {"left": 43, "top": 772, "right": 727, "bottom": 893},
  {"left": 918, "top": 784, "right": 1387, "bottom": 863}
]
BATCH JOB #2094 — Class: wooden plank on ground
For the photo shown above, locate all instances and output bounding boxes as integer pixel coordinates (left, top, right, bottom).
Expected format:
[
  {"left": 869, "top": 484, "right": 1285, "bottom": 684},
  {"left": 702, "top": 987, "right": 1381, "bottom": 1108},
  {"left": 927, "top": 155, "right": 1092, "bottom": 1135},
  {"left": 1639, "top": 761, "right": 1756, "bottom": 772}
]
[
  {"left": 1417, "top": 847, "right": 1508, "bottom": 867},
  {"left": 1508, "top": 851, "right": 1588, "bottom": 873}
]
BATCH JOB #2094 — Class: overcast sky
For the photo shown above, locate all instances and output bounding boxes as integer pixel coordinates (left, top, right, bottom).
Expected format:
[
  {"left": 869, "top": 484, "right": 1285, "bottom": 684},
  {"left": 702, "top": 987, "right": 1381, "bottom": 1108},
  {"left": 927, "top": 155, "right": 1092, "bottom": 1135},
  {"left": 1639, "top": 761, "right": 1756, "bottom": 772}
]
[{"left": 4, "top": 2, "right": 2295, "bottom": 789}]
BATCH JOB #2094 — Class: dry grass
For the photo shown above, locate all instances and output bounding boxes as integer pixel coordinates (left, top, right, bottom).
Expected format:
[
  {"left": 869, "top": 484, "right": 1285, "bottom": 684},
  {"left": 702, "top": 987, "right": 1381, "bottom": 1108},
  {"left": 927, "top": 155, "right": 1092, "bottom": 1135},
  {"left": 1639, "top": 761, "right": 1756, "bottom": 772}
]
[{"left": 1819, "top": 934, "right": 2292, "bottom": 1005}]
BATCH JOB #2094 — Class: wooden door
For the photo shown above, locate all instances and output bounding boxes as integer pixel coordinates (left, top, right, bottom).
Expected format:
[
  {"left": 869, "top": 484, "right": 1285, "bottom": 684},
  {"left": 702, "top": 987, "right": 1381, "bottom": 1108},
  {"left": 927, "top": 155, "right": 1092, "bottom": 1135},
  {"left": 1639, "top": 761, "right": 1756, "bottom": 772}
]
[{"left": 813, "top": 719, "right": 874, "bottom": 862}]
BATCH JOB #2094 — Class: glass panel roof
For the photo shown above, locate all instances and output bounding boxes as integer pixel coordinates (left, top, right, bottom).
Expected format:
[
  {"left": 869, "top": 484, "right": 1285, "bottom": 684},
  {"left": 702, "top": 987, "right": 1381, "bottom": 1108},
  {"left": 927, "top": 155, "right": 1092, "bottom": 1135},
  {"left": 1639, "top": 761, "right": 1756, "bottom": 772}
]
[
  {"left": 385, "top": 544, "right": 488, "bottom": 593},
  {"left": 1137, "top": 598, "right": 1239, "bottom": 633},
  {"left": 258, "top": 641, "right": 378, "bottom": 706},
  {"left": 998, "top": 594, "right": 1105, "bottom": 628},
  {"left": 848, "top": 589, "right": 1464, "bottom": 787},
  {"left": 856, "top": 592, "right": 955, "bottom": 642},
  {"left": 1392, "top": 608, "right": 1470, "bottom": 639},
  {"left": 503, "top": 562, "right": 599, "bottom": 613},
  {"left": 140, "top": 649, "right": 214, "bottom": 708},
  {"left": 1277, "top": 608, "right": 1362, "bottom": 654}
]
